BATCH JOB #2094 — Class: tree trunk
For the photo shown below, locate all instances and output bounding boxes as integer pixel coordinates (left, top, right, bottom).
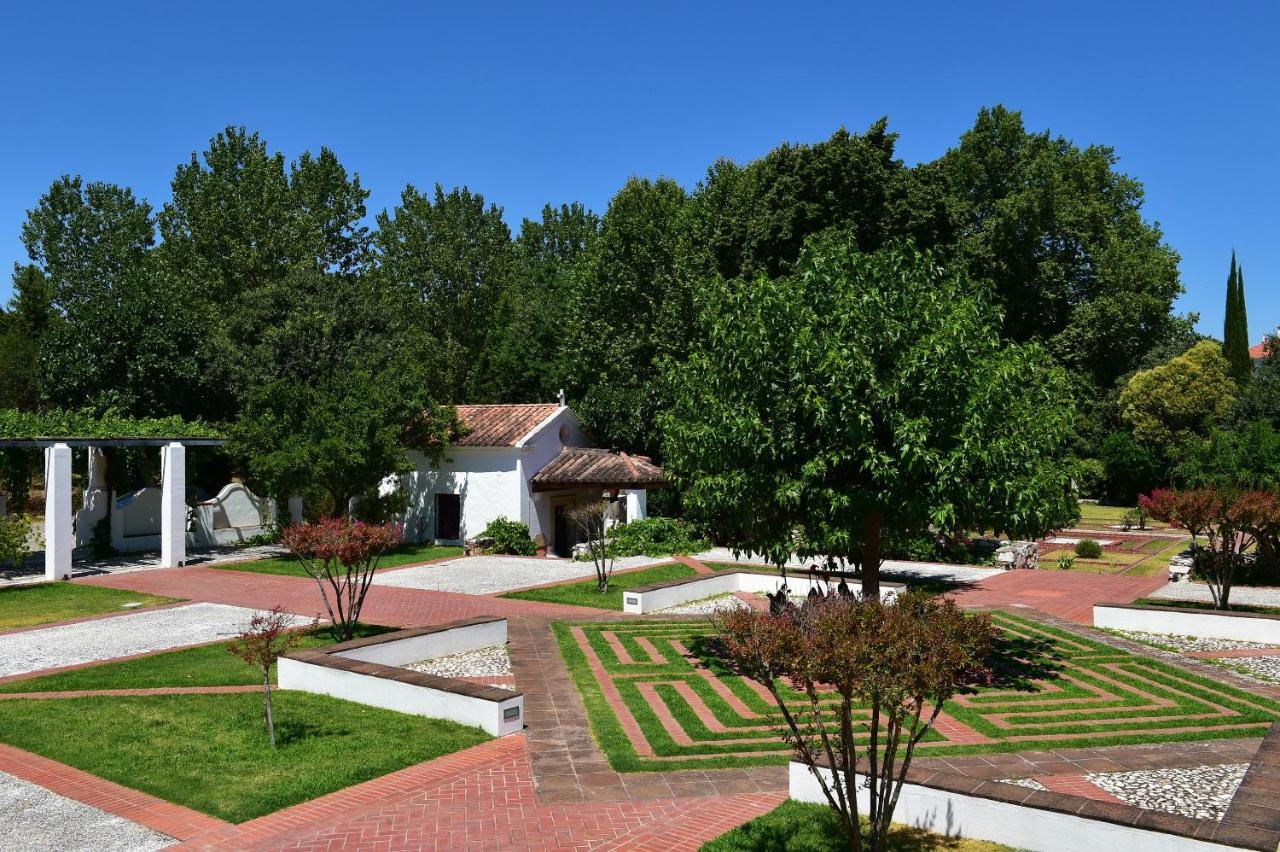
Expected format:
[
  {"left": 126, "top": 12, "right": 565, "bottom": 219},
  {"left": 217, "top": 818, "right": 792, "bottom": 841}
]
[
  {"left": 861, "top": 511, "right": 882, "bottom": 600},
  {"left": 263, "top": 670, "right": 276, "bottom": 749}
]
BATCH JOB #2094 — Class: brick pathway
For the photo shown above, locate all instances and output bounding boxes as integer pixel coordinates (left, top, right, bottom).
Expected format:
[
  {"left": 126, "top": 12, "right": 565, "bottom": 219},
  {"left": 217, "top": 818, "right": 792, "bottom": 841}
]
[
  {"left": 950, "top": 569, "right": 1167, "bottom": 623},
  {"left": 178, "top": 734, "right": 783, "bottom": 851},
  {"left": 77, "top": 565, "right": 606, "bottom": 626}
]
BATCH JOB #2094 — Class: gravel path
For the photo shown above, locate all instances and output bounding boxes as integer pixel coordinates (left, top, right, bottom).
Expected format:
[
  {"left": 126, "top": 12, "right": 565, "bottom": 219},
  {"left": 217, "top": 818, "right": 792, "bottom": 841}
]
[
  {"left": 694, "top": 548, "right": 1003, "bottom": 584},
  {"left": 654, "top": 593, "right": 749, "bottom": 615},
  {"left": 1085, "top": 764, "right": 1248, "bottom": 820},
  {"left": 1110, "top": 631, "right": 1278, "bottom": 654},
  {"left": 998, "top": 778, "right": 1048, "bottom": 791},
  {"left": 1216, "top": 657, "right": 1280, "bottom": 684},
  {"left": 1148, "top": 581, "right": 1280, "bottom": 607},
  {"left": 404, "top": 645, "right": 512, "bottom": 678},
  {"left": 0, "top": 770, "right": 171, "bottom": 851},
  {"left": 372, "top": 555, "right": 663, "bottom": 595},
  {"left": 0, "top": 603, "right": 312, "bottom": 678}
]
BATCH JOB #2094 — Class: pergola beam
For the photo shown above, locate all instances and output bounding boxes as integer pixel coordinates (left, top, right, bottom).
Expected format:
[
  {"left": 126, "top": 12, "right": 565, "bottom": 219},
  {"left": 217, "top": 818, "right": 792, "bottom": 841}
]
[{"left": 0, "top": 437, "right": 225, "bottom": 448}]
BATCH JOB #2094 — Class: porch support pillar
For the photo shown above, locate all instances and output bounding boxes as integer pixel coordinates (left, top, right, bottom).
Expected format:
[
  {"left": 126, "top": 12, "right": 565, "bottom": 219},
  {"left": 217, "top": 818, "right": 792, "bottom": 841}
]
[
  {"left": 624, "top": 489, "right": 647, "bottom": 523},
  {"left": 44, "top": 443, "right": 72, "bottom": 580},
  {"left": 160, "top": 442, "right": 186, "bottom": 568}
]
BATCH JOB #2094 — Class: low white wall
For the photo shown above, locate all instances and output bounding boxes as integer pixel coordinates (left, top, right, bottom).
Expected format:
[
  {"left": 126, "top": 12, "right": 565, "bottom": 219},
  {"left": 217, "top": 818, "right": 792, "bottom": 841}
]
[
  {"left": 623, "top": 571, "right": 899, "bottom": 614},
  {"left": 789, "top": 763, "right": 1232, "bottom": 852},
  {"left": 1094, "top": 604, "right": 1280, "bottom": 644},
  {"left": 334, "top": 620, "right": 507, "bottom": 666},
  {"left": 278, "top": 657, "right": 523, "bottom": 737}
]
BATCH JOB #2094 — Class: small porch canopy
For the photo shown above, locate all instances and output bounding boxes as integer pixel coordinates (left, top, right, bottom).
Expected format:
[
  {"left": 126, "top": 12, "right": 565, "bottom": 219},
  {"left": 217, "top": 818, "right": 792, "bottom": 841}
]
[
  {"left": 0, "top": 436, "right": 226, "bottom": 580},
  {"left": 530, "top": 447, "right": 667, "bottom": 493}
]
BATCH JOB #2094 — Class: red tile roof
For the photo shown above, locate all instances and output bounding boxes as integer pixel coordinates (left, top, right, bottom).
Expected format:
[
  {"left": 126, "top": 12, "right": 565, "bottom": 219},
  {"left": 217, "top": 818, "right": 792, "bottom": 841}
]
[
  {"left": 531, "top": 447, "right": 666, "bottom": 491},
  {"left": 1250, "top": 341, "right": 1269, "bottom": 360},
  {"left": 453, "top": 404, "right": 560, "bottom": 447}
]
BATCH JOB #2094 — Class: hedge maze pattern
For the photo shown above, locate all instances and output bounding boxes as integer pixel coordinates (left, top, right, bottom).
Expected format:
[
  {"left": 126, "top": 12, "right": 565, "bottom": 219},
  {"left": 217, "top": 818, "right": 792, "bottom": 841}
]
[{"left": 554, "top": 612, "right": 1280, "bottom": 772}]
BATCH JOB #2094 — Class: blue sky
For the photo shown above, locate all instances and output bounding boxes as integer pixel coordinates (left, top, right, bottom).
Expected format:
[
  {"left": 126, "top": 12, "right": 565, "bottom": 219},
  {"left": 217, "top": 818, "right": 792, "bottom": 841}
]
[{"left": 2, "top": 1, "right": 1276, "bottom": 344}]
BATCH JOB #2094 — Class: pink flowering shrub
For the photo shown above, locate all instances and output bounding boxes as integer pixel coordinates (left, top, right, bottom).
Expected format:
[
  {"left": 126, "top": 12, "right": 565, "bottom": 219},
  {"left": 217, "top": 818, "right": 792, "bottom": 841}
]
[{"left": 282, "top": 517, "right": 402, "bottom": 640}]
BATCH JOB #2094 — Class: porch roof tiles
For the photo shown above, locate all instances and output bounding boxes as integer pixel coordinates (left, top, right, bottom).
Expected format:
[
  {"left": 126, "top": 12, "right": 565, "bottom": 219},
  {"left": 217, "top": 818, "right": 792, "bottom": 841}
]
[{"left": 530, "top": 447, "right": 666, "bottom": 492}]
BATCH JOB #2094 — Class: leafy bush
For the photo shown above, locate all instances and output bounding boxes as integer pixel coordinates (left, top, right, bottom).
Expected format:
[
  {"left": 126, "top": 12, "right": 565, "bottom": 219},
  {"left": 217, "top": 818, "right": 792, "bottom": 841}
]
[
  {"left": 0, "top": 513, "right": 34, "bottom": 570},
  {"left": 1121, "top": 506, "right": 1148, "bottom": 531},
  {"left": 479, "top": 516, "right": 536, "bottom": 556},
  {"left": 605, "top": 516, "right": 709, "bottom": 558},
  {"left": 1074, "top": 538, "right": 1103, "bottom": 559}
]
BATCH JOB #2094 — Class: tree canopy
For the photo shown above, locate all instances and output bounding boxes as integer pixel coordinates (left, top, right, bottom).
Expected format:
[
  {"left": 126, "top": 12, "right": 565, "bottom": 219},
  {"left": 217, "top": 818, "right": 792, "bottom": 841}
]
[
  {"left": 661, "top": 236, "right": 1076, "bottom": 594},
  {"left": 1119, "top": 340, "right": 1236, "bottom": 452}
]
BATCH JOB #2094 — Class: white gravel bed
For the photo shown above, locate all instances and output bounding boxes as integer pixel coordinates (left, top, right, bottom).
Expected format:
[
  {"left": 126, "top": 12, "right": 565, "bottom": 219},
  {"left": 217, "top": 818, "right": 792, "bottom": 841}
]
[
  {"left": 1217, "top": 656, "right": 1280, "bottom": 684},
  {"left": 998, "top": 778, "right": 1048, "bottom": 791},
  {"left": 1148, "top": 581, "right": 1280, "bottom": 607},
  {"left": 403, "top": 645, "right": 514, "bottom": 690},
  {"left": 0, "top": 769, "right": 171, "bottom": 851},
  {"left": 372, "top": 554, "right": 664, "bottom": 594},
  {"left": 694, "top": 548, "right": 1003, "bottom": 584},
  {"left": 1085, "top": 764, "right": 1248, "bottom": 820},
  {"left": 1110, "top": 630, "right": 1278, "bottom": 653},
  {"left": 654, "top": 593, "right": 749, "bottom": 615},
  {"left": 0, "top": 602, "right": 312, "bottom": 678}
]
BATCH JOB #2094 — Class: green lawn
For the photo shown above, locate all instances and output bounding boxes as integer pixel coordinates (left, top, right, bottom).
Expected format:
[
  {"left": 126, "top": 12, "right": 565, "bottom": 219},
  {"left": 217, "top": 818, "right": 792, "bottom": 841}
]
[
  {"left": 0, "top": 623, "right": 396, "bottom": 693},
  {"left": 501, "top": 562, "right": 697, "bottom": 610},
  {"left": 0, "top": 691, "right": 489, "bottom": 822},
  {"left": 702, "top": 800, "right": 1015, "bottom": 851},
  {"left": 214, "top": 543, "right": 463, "bottom": 578},
  {"left": 0, "top": 583, "right": 179, "bottom": 630}
]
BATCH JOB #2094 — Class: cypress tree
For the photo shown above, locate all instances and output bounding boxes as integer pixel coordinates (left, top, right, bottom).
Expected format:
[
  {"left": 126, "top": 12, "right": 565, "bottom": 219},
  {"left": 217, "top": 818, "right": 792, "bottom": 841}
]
[{"left": 1224, "top": 252, "right": 1253, "bottom": 381}]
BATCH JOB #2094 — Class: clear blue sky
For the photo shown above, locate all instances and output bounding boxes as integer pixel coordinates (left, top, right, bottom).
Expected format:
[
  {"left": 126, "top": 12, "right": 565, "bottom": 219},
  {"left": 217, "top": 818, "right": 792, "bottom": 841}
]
[{"left": 2, "top": 1, "right": 1276, "bottom": 344}]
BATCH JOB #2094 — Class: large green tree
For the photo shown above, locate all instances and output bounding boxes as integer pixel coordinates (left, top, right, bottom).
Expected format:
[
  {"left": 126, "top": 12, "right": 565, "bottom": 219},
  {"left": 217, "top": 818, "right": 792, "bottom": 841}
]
[
  {"left": 474, "top": 202, "right": 600, "bottom": 403},
  {"left": 1232, "top": 337, "right": 1280, "bottom": 428},
  {"left": 1118, "top": 340, "right": 1236, "bottom": 452},
  {"left": 374, "top": 184, "right": 515, "bottom": 401},
  {"left": 661, "top": 236, "right": 1076, "bottom": 596},
  {"left": 561, "top": 178, "right": 690, "bottom": 456},
  {"left": 940, "top": 106, "right": 1183, "bottom": 392}
]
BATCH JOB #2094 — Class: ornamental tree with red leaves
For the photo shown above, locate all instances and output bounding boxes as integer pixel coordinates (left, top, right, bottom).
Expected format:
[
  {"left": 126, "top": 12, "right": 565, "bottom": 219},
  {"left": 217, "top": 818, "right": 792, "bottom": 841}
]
[
  {"left": 715, "top": 591, "right": 995, "bottom": 852},
  {"left": 1142, "top": 487, "right": 1280, "bottom": 608},
  {"left": 226, "top": 606, "right": 315, "bottom": 748},
  {"left": 282, "top": 518, "right": 402, "bottom": 640}
]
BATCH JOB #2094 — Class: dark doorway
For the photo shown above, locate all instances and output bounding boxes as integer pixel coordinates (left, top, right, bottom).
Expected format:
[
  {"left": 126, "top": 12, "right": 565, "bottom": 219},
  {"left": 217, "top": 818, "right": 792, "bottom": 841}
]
[
  {"left": 435, "top": 493, "right": 461, "bottom": 540},
  {"left": 554, "top": 504, "right": 570, "bottom": 557}
]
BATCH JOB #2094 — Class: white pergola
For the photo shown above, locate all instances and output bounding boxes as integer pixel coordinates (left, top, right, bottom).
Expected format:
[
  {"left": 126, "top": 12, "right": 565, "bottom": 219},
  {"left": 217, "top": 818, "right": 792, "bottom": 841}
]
[{"left": 0, "top": 436, "right": 226, "bottom": 580}]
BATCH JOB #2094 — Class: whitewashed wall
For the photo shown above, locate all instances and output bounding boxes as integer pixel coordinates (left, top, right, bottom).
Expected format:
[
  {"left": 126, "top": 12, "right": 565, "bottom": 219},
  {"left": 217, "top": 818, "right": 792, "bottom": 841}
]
[
  {"left": 516, "top": 407, "right": 589, "bottom": 545},
  {"left": 399, "top": 448, "right": 522, "bottom": 543},
  {"left": 1094, "top": 604, "right": 1280, "bottom": 643}
]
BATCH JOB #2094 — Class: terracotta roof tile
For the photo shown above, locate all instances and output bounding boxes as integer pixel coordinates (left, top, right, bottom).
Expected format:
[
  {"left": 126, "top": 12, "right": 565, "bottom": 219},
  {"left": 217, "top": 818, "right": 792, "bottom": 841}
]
[
  {"left": 531, "top": 447, "right": 666, "bottom": 491},
  {"left": 453, "top": 404, "right": 560, "bottom": 447}
]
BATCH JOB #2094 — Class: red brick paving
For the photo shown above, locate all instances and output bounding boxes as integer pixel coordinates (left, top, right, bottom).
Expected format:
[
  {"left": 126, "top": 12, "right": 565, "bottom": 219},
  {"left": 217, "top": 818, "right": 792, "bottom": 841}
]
[
  {"left": 1035, "top": 772, "right": 1127, "bottom": 803},
  {"left": 950, "top": 569, "right": 1167, "bottom": 623},
  {"left": 77, "top": 565, "right": 604, "bottom": 627},
  {"left": 179, "top": 734, "right": 783, "bottom": 851},
  {"left": 0, "top": 742, "right": 229, "bottom": 841}
]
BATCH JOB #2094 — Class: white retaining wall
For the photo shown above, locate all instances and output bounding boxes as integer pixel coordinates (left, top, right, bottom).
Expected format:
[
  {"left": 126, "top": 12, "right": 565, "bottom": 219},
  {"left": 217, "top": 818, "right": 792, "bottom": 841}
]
[
  {"left": 278, "top": 656, "right": 523, "bottom": 737},
  {"left": 623, "top": 572, "right": 899, "bottom": 614},
  {"left": 789, "top": 763, "right": 1234, "bottom": 852},
  {"left": 1093, "top": 604, "right": 1280, "bottom": 644}
]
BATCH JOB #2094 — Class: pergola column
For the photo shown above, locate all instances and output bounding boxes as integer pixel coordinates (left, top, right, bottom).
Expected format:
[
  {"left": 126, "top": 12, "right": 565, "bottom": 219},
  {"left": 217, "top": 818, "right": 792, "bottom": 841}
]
[
  {"left": 160, "top": 442, "right": 186, "bottom": 568},
  {"left": 44, "top": 443, "right": 72, "bottom": 580}
]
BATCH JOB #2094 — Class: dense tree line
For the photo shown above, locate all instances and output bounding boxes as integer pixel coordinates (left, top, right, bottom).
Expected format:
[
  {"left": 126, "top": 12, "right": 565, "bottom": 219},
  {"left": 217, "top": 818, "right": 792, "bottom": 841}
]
[{"left": 3, "top": 105, "right": 1215, "bottom": 514}]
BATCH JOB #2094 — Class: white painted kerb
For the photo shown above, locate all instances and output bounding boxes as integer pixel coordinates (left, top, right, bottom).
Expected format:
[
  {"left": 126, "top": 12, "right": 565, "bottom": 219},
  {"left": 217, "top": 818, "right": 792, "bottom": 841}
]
[
  {"left": 623, "top": 571, "right": 900, "bottom": 614},
  {"left": 789, "top": 763, "right": 1234, "bottom": 852},
  {"left": 1094, "top": 604, "right": 1280, "bottom": 644}
]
